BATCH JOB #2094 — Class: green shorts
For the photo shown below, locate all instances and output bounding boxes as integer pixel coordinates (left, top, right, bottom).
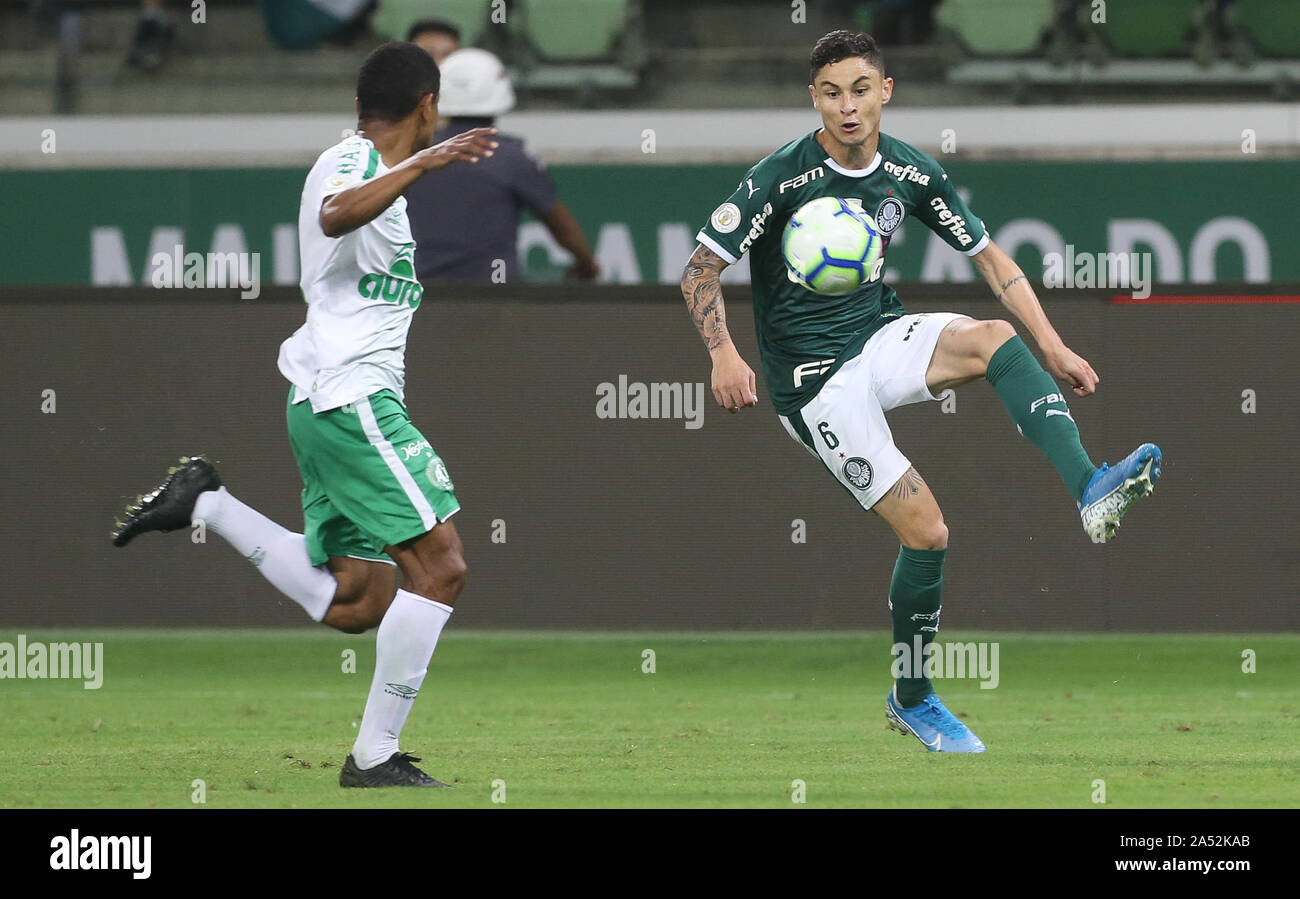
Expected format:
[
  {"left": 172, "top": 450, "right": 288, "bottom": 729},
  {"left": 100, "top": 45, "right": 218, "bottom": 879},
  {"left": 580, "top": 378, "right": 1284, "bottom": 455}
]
[{"left": 286, "top": 387, "right": 460, "bottom": 566}]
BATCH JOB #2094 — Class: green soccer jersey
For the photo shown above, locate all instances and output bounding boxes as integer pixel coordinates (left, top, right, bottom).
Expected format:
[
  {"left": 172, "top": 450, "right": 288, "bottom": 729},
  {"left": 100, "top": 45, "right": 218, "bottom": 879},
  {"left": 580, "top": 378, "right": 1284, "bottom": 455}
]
[{"left": 695, "top": 130, "right": 989, "bottom": 415}]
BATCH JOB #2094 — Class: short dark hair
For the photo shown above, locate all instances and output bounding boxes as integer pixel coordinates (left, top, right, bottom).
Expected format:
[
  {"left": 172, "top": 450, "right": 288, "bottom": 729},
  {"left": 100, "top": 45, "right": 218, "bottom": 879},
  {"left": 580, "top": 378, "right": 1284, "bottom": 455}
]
[
  {"left": 809, "top": 30, "right": 885, "bottom": 84},
  {"left": 356, "top": 42, "right": 440, "bottom": 124},
  {"left": 406, "top": 18, "right": 461, "bottom": 43}
]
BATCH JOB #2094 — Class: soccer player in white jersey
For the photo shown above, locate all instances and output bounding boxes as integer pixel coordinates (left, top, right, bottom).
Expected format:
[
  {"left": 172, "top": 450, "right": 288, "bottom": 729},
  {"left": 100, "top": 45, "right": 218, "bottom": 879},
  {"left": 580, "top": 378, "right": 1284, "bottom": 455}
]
[{"left": 113, "top": 43, "right": 498, "bottom": 787}]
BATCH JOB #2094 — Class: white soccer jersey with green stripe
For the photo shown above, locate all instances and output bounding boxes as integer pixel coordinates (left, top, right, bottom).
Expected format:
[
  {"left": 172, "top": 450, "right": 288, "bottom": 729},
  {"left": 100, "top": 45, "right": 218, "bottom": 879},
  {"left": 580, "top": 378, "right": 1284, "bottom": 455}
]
[{"left": 279, "top": 135, "right": 425, "bottom": 413}]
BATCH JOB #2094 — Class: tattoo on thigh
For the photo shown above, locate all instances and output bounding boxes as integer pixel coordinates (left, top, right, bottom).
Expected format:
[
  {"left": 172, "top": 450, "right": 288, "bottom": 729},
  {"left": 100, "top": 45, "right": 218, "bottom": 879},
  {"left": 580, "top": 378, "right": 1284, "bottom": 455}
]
[{"left": 890, "top": 467, "right": 925, "bottom": 502}]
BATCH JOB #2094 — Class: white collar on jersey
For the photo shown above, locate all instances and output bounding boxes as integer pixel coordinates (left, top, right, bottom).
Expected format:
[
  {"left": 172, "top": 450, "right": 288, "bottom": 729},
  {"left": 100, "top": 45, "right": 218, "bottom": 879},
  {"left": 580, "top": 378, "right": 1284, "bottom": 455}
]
[
  {"left": 822, "top": 151, "right": 883, "bottom": 178},
  {"left": 812, "top": 128, "right": 884, "bottom": 177}
]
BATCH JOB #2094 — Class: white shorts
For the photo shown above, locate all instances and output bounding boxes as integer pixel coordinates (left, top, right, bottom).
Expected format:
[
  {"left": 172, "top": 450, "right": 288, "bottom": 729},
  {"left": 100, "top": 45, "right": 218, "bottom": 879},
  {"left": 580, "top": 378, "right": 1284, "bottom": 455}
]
[{"left": 779, "top": 312, "right": 969, "bottom": 511}]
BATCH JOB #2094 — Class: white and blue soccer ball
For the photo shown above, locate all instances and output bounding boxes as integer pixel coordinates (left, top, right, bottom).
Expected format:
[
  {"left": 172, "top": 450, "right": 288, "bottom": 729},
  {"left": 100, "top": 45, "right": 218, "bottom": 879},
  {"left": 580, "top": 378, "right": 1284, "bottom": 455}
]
[{"left": 782, "top": 196, "right": 883, "bottom": 296}]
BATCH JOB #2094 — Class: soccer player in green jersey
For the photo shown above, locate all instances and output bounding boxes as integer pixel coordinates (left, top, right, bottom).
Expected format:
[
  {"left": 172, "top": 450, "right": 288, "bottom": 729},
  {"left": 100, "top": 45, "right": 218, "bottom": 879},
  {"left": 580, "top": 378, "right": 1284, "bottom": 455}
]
[
  {"left": 681, "top": 31, "right": 1162, "bottom": 752},
  {"left": 112, "top": 43, "right": 498, "bottom": 785}
]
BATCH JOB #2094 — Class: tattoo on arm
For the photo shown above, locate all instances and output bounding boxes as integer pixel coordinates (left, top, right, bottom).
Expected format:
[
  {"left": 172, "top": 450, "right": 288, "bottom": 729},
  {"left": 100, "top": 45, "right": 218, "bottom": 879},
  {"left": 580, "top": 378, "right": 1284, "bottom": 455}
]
[
  {"left": 996, "top": 274, "right": 1027, "bottom": 302},
  {"left": 681, "top": 245, "right": 731, "bottom": 352},
  {"left": 889, "top": 467, "right": 926, "bottom": 502}
]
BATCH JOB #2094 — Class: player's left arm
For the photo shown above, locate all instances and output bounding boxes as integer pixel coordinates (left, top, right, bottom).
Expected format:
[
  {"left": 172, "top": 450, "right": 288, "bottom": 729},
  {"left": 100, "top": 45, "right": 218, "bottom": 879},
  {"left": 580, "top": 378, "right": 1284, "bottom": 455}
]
[{"left": 972, "top": 241, "right": 1100, "bottom": 397}]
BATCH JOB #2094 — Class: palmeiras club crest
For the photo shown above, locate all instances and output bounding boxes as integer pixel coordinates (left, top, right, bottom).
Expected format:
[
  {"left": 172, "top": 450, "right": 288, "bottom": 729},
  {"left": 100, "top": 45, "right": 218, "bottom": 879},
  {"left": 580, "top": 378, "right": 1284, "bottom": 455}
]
[
  {"left": 843, "top": 457, "right": 873, "bottom": 490},
  {"left": 875, "top": 197, "right": 904, "bottom": 236}
]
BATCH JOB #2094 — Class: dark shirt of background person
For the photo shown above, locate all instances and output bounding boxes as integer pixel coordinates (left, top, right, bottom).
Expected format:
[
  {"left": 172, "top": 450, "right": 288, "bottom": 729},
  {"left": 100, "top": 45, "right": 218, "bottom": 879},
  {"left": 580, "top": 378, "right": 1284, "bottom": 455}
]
[
  {"left": 404, "top": 47, "right": 598, "bottom": 284},
  {"left": 407, "top": 116, "right": 559, "bottom": 283}
]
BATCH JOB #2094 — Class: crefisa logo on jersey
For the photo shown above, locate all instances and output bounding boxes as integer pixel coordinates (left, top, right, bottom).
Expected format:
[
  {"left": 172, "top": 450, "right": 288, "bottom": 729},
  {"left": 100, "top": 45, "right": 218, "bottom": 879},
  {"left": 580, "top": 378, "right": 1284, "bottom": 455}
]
[
  {"left": 875, "top": 197, "right": 904, "bottom": 236},
  {"left": 928, "top": 197, "right": 974, "bottom": 247},
  {"left": 882, "top": 160, "right": 931, "bottom": 186},
  {"left": 737, "top": 202, "right": 774, "bottom": 255},
  {"left": 843, "top": 457, "right": 873, "bottom": 490}
]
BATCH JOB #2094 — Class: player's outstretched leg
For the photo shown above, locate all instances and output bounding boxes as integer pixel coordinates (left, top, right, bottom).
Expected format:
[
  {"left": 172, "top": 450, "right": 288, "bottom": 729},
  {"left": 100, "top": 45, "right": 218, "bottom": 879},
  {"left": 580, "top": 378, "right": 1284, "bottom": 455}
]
[
  {"left": 871, "top": 468, "right": 985, "bottom": 753},
  {"left": 341, "top": 519, "right": 466, "bottom": 788},
  {"left": 111, "top": 455, "right": 220, "bottom": 547},
  {"left": 928, "top": 319, "right": 1161, "bottom": 541},
  {"left": 980, "top": 326, "right": 1098, "bottom": 499},
  {"left": 112, "top": 455, "right": 339, "bottom": 622},
  {"left": 980, "top": 328, "right": 1163, "bottom": 541}
]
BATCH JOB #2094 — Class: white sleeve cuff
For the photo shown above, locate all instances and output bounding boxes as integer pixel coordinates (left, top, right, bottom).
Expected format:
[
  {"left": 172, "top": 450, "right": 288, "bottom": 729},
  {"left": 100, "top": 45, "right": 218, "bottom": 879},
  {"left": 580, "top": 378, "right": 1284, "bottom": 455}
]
[
  {"left": 963, "top": 233, "right": 991, "bottom": 257},
  {"left": 695, "top": 231, "right": 739, "bottom": 265}
]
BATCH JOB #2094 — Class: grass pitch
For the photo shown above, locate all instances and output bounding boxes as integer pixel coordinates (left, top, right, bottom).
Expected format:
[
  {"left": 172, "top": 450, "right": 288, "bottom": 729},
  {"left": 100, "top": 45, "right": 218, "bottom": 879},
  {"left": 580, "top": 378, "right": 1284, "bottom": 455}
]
[{"left": 1, "top": 630, "right": 1296, "bottom": 809}]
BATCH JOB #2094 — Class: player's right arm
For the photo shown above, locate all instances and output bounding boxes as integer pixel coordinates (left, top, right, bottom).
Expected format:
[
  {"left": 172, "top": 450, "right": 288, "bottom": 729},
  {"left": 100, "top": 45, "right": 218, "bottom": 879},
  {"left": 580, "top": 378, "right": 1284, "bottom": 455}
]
[
  {"left": 319, "top": 128, "right": 499, "bottom": 238},
  {"left": 681, "top": 244, "right": 758, "bottom": 413}
]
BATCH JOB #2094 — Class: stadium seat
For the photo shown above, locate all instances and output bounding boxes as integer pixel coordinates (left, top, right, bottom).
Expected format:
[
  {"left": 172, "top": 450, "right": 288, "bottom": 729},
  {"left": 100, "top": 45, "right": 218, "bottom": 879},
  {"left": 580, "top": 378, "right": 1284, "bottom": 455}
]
[
  {"left": 1230, "top": 0, "right": 1300, "bottom": 58},
  {"left": 370, "top": 0, "right": 491, "bottom": 46},
  {"left": 518, "top": 0, "right": 630, "bottom": 61},
  {"left": 935, "top": 0, "right": 1054, "bottom": 56},
  {"left": 261, "top": 0, "right": 372, "bottom": 51},
  {"left": 1098, "top": 0, "right": 1200, "bottom": 58}
]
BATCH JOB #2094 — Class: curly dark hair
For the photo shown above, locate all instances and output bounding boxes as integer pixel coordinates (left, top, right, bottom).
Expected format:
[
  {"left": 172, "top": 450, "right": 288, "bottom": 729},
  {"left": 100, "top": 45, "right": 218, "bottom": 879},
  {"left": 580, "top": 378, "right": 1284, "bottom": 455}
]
[
  {"left": 809, "top": 30, "right": 885, "bottom": 83},
  {"left": 356, "top": 42, "right": 440, "bottom": 124}
]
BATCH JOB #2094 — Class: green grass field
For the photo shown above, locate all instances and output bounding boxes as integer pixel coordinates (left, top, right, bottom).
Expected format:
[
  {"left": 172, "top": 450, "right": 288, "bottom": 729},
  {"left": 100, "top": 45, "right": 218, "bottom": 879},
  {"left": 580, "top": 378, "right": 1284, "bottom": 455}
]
[{"left": 1, "top": 630, "right": 1296, "bottom": 809}]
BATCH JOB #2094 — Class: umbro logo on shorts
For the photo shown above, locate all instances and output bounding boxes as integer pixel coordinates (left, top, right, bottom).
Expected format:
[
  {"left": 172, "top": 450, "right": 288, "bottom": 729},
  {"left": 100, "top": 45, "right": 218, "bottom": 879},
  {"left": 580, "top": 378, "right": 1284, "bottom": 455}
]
[{"left": 843, "top": 457, "right": 873, "bottom": 490}]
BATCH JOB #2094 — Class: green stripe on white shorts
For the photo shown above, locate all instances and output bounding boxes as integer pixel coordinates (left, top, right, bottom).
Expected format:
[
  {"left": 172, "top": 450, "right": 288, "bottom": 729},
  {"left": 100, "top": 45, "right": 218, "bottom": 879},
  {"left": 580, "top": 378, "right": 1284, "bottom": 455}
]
[{"left": 286, "top": 387, "right": 460, "bottom": 567}]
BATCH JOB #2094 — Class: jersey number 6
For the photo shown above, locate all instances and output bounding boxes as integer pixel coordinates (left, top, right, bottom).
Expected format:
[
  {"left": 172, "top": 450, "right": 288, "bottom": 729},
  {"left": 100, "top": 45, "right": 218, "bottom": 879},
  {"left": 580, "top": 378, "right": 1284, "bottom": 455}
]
[{"left": 817, "top": 421, "right": 839, "bottom": 450}]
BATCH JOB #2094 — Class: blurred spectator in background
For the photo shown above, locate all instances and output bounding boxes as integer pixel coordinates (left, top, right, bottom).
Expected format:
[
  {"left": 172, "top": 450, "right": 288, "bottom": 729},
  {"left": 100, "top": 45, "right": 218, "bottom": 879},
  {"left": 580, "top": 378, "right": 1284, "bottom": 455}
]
[
  {"left": 406, "top": 47, "right": 599, "bottom": 284},
  {"left": 260, "top": 0, "right": 375, "bottom": 51},
  {"left": 407, "top": 18, "right": 461, "bottom": 65},
  {"left": 871, "top": 0, "right": 937, "bottom": 46},
  {"left": 127, "top": 0, "right": 174, "bottom": 70}
]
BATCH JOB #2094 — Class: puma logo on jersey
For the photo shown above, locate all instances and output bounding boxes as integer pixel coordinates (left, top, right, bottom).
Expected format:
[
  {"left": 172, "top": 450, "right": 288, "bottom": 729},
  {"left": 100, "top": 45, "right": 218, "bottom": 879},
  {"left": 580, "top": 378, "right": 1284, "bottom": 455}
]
[
  {"left": 779, "top": 166, "right": 825, "bottom": 194},
  {"left": 793, "top": 358, "right": 836, "bottom": 388},
  {"left": 746, "top": 178, "right": 761, "bottom": 198}
]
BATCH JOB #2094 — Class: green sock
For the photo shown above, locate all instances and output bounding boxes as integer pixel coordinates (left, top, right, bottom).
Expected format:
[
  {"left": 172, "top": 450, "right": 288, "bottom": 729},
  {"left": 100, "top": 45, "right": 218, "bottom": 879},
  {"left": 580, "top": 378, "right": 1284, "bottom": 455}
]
[
  {"left": 986, "top": 336, "right": 1097, "bottom": 502},
  {"left": 890, "top": 545, "right": 945, "bottom": 708}
]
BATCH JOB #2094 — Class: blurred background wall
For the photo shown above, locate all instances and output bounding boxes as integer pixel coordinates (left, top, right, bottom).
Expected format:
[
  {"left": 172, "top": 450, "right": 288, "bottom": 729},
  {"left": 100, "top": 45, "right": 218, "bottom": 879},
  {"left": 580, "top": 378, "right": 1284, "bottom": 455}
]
[{"left": 2, "top": 284, "right": 1296, "bottom": 631}]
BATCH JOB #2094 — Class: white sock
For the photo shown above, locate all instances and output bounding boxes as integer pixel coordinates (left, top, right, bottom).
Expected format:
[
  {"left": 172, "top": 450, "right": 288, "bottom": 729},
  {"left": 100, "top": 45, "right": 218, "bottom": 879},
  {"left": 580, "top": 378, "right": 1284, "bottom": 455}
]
[
  {"left": 192, "top": 486, "right": 336, "bottom": 622},
  {"left": 352, "top": 589, "right": 453, "bottom": 769}
]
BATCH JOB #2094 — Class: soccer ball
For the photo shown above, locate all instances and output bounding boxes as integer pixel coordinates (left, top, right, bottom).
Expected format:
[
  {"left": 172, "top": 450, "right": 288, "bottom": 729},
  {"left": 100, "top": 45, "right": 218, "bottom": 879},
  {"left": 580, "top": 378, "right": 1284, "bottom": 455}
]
[{"left": 782, "top": 196, "right": 883, "bottom": 296}]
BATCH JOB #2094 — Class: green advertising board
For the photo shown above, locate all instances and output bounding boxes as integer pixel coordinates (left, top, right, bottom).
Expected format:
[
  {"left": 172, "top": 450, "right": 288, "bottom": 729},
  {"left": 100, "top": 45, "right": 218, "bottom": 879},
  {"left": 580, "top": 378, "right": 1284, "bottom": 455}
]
[{"left": 0, "top": 160, "right": 1287, "bottom": 288}]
